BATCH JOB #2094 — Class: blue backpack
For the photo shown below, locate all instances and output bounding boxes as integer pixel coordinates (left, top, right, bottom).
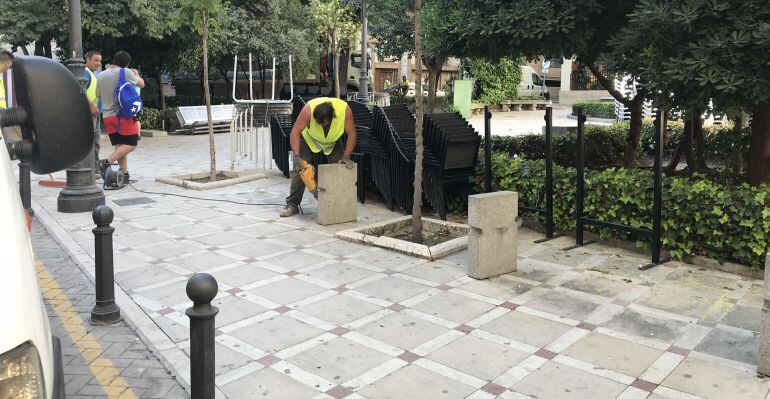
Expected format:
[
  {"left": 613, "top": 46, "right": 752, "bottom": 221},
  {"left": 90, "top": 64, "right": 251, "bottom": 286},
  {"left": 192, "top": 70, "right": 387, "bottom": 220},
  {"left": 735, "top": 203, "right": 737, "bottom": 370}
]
[{"left": 114, "top": 68, "right": 142, "bottom": 118}]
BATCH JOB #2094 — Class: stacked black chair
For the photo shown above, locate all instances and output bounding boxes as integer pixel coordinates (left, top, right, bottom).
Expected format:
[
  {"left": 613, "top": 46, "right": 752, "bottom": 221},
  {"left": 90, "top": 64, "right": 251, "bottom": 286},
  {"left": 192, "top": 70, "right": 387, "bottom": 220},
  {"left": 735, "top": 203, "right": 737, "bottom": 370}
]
[
  {"left": 422, "top": 113, "right": 481, "bottom": 219},
  {"left": 270, "top": 114, "right": 294, "bottom": 177}
]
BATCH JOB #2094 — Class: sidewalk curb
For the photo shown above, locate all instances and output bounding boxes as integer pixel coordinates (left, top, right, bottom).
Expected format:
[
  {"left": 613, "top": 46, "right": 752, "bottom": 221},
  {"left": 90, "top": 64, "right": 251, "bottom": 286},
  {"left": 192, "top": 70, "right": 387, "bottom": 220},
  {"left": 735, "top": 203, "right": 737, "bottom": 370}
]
[{"left": 32, "top": 199, "right": 194, "bottom": 395}]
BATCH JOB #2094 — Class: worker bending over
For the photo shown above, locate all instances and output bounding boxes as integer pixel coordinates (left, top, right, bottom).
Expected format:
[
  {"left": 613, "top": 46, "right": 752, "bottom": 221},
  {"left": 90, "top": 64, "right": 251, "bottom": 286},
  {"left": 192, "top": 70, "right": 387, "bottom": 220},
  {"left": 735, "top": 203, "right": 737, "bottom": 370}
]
[{"left": 281, "top": 97, "right": 357, "bottom": 217}]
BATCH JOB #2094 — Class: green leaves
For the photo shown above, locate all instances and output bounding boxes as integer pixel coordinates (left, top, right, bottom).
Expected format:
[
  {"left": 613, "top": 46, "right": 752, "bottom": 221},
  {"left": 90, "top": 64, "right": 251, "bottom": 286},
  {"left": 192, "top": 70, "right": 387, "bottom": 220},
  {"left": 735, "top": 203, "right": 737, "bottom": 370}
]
[{"left": 463, "top": 57, "right": 523, "bottom": 104}]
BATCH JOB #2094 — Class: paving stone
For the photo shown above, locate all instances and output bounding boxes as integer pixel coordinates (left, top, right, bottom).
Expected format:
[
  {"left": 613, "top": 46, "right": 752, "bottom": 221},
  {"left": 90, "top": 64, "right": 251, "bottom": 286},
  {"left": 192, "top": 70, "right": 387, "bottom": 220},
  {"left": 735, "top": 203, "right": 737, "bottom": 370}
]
[
  {"left": 116, "top": 230, "right": 173, "bottom": 247},
  {"left": 427, "top": 334, "right": 529, "bottom": 380},
  {"left": 139, "top": 240, "right": 204, "bottom": 261},
  {"left": 694, "top": 326, "right": 758, "bottom": 365},
  {"left": 530, "top": 247, "right": 594, "bottom": 268},
  {"left": 589, "top": 258, "right": 674, "bottom": 283},
  {"left": 456, "top": 275, "right": 534, "bottom": 301},
  {"left": 358, "top": 364, "right": 476, "bottom": 399},
  {"left": 288, "top": 337, "right": 391, "bottom": 382},
  {"left": 162, "top": 222, "right": 224, "bottom": 237},
  {"left": 561, "top": 273, "right": 634, "bottom": 298},
  {"left": 169, "top": 251, "right": 241, "bottom": 272},
  {"left": 525, "top": 289, "right": 602, "bottom": 320},
  {"left": 401, "top": 262, "right": 466, "bottom": 284},
  {"left": 602, "top": 308, "right": 691, "bottom": 344},
  {"left": 208, "top": 215, "right": 264, "bottom": 229},
  {"left": 480, "top": 309, "right": 572, "bottom": 348},
  {"left": 637, "top": 284, "right": 724, "bottom": 320},
  {"left": 182, "top": 343, "right": 251, "bottom": 376},
  {"left": 355, "top": 276, "right": 432, "bottom": 303},
  {"left": 303, "top": 262, "right": 376, "bottom": 286},
  {"left": 411, "top": 291, "right": 496, "bottom": 324},
  {"left": 191, "top": 230, "right": 251, "bottom": 247},
  {"left": 351, "top": 248, "right": 429, "bottom": 270},
  {"left": 213, "top": 295, "right": 269, "bottom": 328},
  {"left": 299, "top": 293, "right": 383, "bottom": 325},
  {"left": 228, "top": 314, "right": 322, "bottom": 352},
  {"left": 135, "top": 214, "right": 192, "bottom": 229},
  {"left": 514, "top": 361, "right": 627, "bottom": 399},
  {"left": 662, "top": 357, "right": 770, "bottom": 399},
  {"left": 221, "top": 366, "right": 319, "bottom": 398},
  {"left": 562, "top": 332, "right": 663, "bottom": 376},
  {"left": 718, "top": 304, "right": 761, "bottom": 332},
  {"left": 262, "top": 249, "right": 334, "bottom": 270},
  {"left": 439, "top": 250, "right": 470, "bottom": 269},
  {"left": 357, "top": 312, "right": 449, "bottom": 350},
  {"left": 115, "top": 265, "right": 183, "bottom": 291},
  {"left": 247, "top": 276, "right": 326, "bottom": 304},
  {"left": 225, "top": 239, "right": 292, "bottom": 258},
  {"left": 210, "top": 262, "right": 279, "bottom": 287},
  {"left": 511, "top": 258, "right": 567, "bottom": 282},
  {"left": 307, "top": 239, "right": 370, "bottom": 257},
  {"left": 137, "top": 279, "right": 192, "bottom": 308}
]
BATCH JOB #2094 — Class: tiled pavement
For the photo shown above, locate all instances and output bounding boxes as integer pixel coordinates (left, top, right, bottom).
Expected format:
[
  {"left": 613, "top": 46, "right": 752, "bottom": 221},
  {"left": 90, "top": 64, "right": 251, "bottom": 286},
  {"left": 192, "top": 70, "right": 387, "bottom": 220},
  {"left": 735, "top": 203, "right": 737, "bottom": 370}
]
[
  {"left": 28, "top": 134, "right": 770, "bottom": 398},
  {"left": 32, "top": 221, "right": 188, "bottom": 398}
]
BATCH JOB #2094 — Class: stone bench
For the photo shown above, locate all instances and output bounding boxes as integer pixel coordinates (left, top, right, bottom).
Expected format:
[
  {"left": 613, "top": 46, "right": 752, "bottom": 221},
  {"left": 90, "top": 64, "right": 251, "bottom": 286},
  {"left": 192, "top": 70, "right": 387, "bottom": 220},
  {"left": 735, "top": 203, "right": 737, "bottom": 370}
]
[{"left": 500, "top": 100, "right": 551, "bottom": 112}]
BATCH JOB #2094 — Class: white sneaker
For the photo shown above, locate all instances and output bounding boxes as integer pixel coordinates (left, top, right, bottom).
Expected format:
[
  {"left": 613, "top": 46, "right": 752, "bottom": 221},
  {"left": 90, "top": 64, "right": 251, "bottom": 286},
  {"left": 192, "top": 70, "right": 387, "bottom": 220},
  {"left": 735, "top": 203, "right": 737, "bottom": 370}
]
[{"left": 280, "top": 205, "right": 299, "bottom": 217}]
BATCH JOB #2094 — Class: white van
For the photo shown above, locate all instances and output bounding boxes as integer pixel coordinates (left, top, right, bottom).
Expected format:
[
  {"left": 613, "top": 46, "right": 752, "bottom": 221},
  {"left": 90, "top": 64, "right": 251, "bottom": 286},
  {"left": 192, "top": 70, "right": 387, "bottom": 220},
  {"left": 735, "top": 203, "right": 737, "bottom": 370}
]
[
  {"left": 519, "top": 65, "right": 546, "bottom": 97},
  {"left": 0, "top": 134, "right": 64, "bottom": 398}
]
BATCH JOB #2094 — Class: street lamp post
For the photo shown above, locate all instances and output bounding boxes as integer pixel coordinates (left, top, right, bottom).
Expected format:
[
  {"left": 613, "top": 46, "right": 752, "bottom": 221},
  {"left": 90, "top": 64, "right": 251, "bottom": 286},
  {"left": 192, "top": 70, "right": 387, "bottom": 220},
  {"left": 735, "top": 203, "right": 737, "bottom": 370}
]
[
  {"left": 358, "top": 2, "right": 369, "bottom": 104},
  {"left": 58, "top": 0, "right": 105, "bottom": 213}
]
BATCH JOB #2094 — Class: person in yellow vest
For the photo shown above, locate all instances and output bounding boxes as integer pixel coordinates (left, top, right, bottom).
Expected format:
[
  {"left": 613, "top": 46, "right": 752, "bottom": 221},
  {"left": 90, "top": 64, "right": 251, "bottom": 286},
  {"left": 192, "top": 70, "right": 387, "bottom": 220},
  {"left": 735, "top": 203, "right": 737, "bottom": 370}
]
[
  {"left": 281, "top": 97, "right": 357, "bottom": 217},
  {"left": 84, "top": 50, "right": 102, "bottom": 176},
  {"left": 0, "top": 50, "right": 12, "bottom": 109}
]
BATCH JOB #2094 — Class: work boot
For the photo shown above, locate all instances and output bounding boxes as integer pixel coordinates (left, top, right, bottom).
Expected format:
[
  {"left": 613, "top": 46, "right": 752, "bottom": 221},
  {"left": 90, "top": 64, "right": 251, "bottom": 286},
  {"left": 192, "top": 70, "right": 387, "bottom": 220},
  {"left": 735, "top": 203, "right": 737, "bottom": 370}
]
[{"left": 280, "top": 205, "right": 299, "bottom": 217}]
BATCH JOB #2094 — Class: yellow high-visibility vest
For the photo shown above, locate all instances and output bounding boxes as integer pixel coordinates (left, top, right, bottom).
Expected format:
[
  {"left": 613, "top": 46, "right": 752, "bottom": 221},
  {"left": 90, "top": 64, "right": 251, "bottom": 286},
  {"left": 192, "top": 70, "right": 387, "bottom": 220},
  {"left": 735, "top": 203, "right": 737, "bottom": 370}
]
[
  {"left": 301, "top": 97, "right": 348, "bottom": 155},
  {"left": 0, "top": 77, "right": 6, "bottom": 109},
  {"left": 85, "top": 68, "right": 98, "bottom": 108}
]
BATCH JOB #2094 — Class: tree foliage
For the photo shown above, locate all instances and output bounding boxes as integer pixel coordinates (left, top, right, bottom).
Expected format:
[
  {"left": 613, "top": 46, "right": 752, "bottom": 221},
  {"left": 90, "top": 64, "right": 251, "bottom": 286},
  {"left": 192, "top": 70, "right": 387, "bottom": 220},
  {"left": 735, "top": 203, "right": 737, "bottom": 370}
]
[
  {"left": 312, "top": 0, "right": 359, "bottom": 96},
  {"left": 462, "top": 57, "right": 523, "bottom": 104}
]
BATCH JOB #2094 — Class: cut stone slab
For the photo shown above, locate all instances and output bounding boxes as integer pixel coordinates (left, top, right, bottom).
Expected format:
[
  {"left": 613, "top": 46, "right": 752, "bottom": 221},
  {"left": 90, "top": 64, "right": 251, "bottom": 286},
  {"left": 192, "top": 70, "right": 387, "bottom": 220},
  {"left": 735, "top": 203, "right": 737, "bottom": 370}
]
[
  {"left": 335, "top": 216, "right": 469, "bottom": 260},
  {"left": 602, "top": 308, "right": 690, "bottom": 344},
  {"left": 694, "top": 326, "right": 758, "bottom": 365},
  {"left": 467, "top": 191, "right": 518, "bottom": 279},
  {"left": 317, "top": 164, "right": 357, "bottom": 225},
  {"left": 357, "top": 312, "right": 449, "bottom": 350},
  {"left": 411, "top": 291, "right": 496, "bottom": 324},
  {"left": 221, "top": 366, "right": 319, "bottom": 398},
  {"left": 480, "top": 309, "right": 573, "bottom": 348},
  {"left": 228, "top": 314, "right": 322, "bottom": 353}
]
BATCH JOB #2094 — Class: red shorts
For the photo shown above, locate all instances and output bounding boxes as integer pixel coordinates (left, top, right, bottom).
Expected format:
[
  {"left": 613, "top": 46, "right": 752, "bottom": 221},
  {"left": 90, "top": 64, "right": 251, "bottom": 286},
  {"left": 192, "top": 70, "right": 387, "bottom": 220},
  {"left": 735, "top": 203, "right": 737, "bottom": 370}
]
[{"left": 103, "top": 116, "right": 139, "bottom": 135}]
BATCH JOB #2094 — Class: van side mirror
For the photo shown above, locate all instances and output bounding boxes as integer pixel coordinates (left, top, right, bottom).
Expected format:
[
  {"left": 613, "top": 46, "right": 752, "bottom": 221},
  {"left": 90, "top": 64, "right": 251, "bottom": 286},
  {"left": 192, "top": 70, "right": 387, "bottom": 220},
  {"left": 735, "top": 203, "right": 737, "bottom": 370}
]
[{"left": 1, "top": 56, "right": 93, "bottom": 174}]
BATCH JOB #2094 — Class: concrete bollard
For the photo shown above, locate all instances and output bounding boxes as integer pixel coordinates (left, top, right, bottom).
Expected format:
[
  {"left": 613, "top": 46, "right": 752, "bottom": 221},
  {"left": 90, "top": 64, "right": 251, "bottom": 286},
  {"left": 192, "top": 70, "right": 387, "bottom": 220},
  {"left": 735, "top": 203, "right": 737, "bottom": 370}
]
[
  {"left": 758, "top": 254, "right": 770, "bottom": 376},
  {"left": 317, "top": 163, "right": 358, "bottom": 225},
  {"left": 90, "top": 205, "right": 121, "bottom": 325},
  {"left": 186, "top": 273, "right": 219, "bottom": 399},
  {"left": 467, "top": 191, "right": 518, "bottom": 279}
]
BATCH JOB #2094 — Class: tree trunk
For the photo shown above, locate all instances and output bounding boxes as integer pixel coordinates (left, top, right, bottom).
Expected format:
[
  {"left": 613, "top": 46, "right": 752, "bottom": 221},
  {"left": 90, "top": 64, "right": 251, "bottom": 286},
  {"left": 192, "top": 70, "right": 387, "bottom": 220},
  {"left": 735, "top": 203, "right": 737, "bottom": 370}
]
[
  {"left": 665, "top": 118, "right": 693, "bottom": 174},
  {"left": 202, "top": 11, "right": 216, "bottom": 183},
  {"left": 156, "top": 68, "right": 166, "bottom": 111},
  {"left": 339, "top": 47, "right": 350, "bottom": 97},
  {"left": 218, "top": 64, "right": 230, "bottom": 100},
  {"left": 748, "top": 102, "right": 770, "bottom": 186},
  {"left": 332, "top": 38, "right": 341, "bottom": 98},
  {"left": 624, "top": 98, "right": 644, "bottom": 168},
  {"left": 693, "top": 113, "right": 707, "bottom": 171},
  {"left": 424, "top": 56, "right": 444, "bottom": 113},
  {"left": 411, "top": 0, "right": 424, "bottom": 242}
]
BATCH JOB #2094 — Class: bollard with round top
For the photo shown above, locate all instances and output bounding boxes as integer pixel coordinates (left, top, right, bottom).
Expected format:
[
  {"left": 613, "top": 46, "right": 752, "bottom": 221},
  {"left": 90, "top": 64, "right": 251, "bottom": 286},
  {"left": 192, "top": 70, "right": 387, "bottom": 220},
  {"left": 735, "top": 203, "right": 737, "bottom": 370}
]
[
  {"left": 90, "top": 204, "right": 121, "bottom": 325},
  {"left": 186, "top": 273, "right": 219, "bottom": 399}
]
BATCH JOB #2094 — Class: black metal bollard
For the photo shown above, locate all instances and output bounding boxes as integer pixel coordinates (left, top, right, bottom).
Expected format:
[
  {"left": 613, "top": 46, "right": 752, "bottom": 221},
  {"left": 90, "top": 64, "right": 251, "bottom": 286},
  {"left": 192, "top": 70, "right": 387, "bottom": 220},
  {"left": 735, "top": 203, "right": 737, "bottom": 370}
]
[
  {"left": 90, "top": 205, "right": 121, "bottom": 325},
  {"left": 544, "top": 107, "right": 553, "bottom": 238},
  {"left": 484, "top": 106, "right": 492, "bottom": 193},
  {"left": 186, "top": 273, "right": 218, "bottom": 399}
]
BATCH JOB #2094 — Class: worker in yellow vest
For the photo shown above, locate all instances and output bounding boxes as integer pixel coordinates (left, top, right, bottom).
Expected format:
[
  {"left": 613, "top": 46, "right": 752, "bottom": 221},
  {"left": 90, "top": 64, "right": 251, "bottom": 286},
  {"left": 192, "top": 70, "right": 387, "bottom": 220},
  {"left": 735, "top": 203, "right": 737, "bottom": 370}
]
[
  {"left": 83, "top": 50, "right": 102, "bottom": 176},
  {"left": 0, "top": 50, "right": 13, "bottom": 109},
  {"left": 281, "top": 97, "right": 357, "bottom": 217}
]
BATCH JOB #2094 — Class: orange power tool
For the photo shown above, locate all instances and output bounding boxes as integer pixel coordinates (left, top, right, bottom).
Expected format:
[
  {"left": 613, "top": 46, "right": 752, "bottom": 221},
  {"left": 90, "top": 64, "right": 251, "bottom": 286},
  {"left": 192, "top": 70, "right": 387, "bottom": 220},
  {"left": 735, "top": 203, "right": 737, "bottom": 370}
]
[{"left": 298, "top": 160, "right": 317, "bottom": 196}]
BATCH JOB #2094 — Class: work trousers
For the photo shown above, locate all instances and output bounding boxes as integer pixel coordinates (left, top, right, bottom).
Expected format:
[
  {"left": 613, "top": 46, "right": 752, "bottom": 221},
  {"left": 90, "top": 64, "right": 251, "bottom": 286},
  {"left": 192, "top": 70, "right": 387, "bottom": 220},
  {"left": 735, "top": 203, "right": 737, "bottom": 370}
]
[{"left": 285, "top": 139, "right": 343, "bottom": 207}]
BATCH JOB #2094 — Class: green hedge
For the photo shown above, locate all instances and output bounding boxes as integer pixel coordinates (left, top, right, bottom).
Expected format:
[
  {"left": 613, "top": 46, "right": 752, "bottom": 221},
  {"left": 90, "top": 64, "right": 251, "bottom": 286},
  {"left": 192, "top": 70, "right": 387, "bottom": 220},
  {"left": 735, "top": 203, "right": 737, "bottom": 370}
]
[
  {"left": 490, "top": 120, "right": 750, "bottom": 176},
  {"left": 572, "top": 101, "right": 616, "bottom": 119},
  {"left": 139, "top": 107, "right": 162, "bottom": 130},
  {"left": 489, "top": 122, "right": 631, "bottom": 169},
  {"left": 473, "top": 154, "right": 770, "bottom": 267}
]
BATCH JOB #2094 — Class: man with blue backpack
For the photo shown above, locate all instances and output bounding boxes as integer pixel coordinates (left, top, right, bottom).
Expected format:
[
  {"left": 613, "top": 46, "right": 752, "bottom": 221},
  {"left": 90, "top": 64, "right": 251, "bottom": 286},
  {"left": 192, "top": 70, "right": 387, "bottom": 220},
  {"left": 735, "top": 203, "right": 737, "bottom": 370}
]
[{"left": 97, "top": 51, "right": 144, "bottom": 186}]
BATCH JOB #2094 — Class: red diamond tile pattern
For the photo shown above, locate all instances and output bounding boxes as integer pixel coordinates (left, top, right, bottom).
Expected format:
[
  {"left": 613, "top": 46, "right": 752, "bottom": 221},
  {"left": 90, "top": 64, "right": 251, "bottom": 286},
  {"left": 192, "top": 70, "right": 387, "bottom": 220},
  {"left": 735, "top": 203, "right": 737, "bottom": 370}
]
[
  {"left": 631, "top": 378, "right": 659, "bottom": 392},
  {"left": 482, "top": 382, "right": 506, "bottom": 396},
  {"left": 326, "top": 385, "right": 354, "bottom": 399},
  {"left": 329, "top": 326, "right": 351, "bottom": 336},
  {"left": 667, "top": 346, "right": 691, "bottom": 356},
  {"left": 577, "top": 322, "right": 597, "bottom": 331},
  {"left": 534, "top": 348, "right": 557, "bottom": 360},
  {"left": 397, "top": 351, "right": 421, "bottom": 363},
  {"left": 500, "top": 302, "right": 519, "bottom": 310},
  {"left": 257, "top": 354, "right": 281, "bottom": 367}
]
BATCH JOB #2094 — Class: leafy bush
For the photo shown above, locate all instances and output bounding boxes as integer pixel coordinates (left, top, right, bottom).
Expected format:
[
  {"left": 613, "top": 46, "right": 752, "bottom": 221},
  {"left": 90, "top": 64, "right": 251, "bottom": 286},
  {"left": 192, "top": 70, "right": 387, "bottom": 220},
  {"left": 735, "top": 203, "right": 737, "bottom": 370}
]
[
  {"left": 139, "top": 107, "right": 162, "bottom": 130},
  {"left": 473, "top": 154, "right": 770, "bottom": 267},
  {"left": 572, "top": 101, "right": 616, "bottom": 119},
  {"left": 488, "top": 122, "right": 632, "bottom": 169},
  {"left": 463, "top": 57, "right": 523, "bottom": 104}
]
